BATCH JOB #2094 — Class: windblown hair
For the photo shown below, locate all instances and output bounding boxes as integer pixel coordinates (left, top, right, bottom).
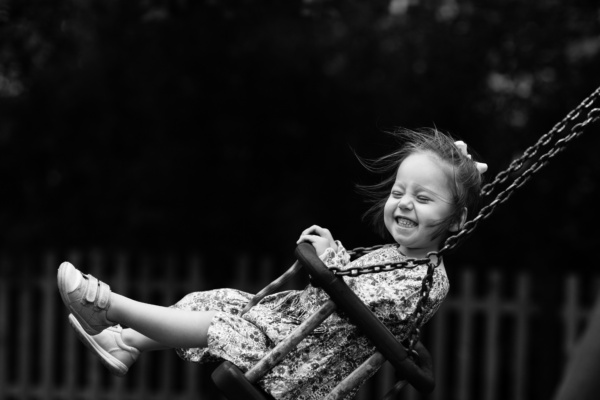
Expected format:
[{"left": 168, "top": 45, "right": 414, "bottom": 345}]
[{"left": 357, "top": 127, "right": 484, "bottom": 243}]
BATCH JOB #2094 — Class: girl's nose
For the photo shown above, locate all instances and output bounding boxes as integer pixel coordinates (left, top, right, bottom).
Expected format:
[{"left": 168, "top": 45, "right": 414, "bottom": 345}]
[{"left": 398, "top": 196, "right": 413, "bottom": 210}]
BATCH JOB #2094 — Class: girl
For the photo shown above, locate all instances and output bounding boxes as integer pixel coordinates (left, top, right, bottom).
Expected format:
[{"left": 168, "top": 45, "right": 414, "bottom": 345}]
[{"left": 57, "top": 128, "right": 486, "bottom": 400}]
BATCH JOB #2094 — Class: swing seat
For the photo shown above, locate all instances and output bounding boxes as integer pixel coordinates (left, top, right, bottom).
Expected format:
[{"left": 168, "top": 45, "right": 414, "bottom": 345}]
[{"left": 211, "top": 243, "right": 435, "bottom": 399}]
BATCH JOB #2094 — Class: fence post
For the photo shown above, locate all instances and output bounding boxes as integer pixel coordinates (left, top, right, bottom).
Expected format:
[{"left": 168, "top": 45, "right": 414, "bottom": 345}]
[
  {"left": 561, "top": 275, "right": 581, "bottom": 357},
  {"left": 431, "top": 301, "right": 448, "bottom": 400},
  {"left": 456, "top": 269, "right": 475, "bottom": 400},
  {"left": 0, "top": 254, "right": 8, "bottom": 397},
  {"left": 483, "top": 271, "right": 501, "bottom": 400},
  {"left": 512, "top": 272, "right": 531, "bottom": 400},
  {"left": 42, "top": 252, "right": 59, "bottom": 398}
]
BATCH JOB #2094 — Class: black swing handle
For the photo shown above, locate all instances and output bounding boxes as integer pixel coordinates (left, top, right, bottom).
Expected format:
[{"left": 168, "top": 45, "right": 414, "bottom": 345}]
[{"left": 294, "top": 243, "right": 435, "bottom": 394}]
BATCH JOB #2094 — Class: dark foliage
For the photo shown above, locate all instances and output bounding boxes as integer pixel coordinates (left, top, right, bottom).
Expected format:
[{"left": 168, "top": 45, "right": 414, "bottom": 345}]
[{"left": 0, "top": 0, "right": 599, "bottom": 269}]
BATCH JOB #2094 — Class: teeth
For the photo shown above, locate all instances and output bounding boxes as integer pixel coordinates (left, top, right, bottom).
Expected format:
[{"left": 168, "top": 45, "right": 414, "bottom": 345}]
[{"left": 396, "top": 217, "right": 417, "bottom": 228}]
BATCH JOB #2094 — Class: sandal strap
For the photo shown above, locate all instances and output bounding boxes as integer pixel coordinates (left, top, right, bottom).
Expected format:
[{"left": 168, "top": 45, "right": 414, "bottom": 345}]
[
  {"left": 83, "top": 274, "right": 111, "bottom": 309},
  {"left": 97, "top": 281, "right": 111, "bottom": 309},
  {"left": 84, "top": 274, "right": 99, "bottom": 303}
]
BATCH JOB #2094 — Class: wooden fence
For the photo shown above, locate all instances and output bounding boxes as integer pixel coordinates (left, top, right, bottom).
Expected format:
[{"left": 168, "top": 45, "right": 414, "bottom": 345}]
[{"left": 0, "top": 250, "right": 597, "bottom": 400}]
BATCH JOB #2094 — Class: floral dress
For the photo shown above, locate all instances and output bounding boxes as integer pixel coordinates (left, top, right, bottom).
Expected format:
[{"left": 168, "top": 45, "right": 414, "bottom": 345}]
[{"left": 172, "top": 242, "right": 449, "bottom": 399}]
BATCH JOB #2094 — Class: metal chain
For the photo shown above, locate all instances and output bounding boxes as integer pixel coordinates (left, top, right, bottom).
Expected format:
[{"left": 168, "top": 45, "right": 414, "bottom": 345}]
[
  {"left": 439, "top": 88, "right": 600, "bottom": 256},
  {"left": 480, "top": 87, "right": 600, "bottom": 199},
  {"left": 405, "top": 263, "right": 434, "bottom": 352},
  {"left": 328, "top": 254, "right": 434, "bottom": 276},
  {"left": 339, "top": 85, "right": 600, "bottom": 278},
  {"left": 335, "top": 86, "right": 600, "bottom": 353}
]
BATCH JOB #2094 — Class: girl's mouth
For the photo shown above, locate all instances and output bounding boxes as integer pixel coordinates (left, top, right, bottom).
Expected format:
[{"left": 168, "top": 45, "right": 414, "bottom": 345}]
[{"left": 395, "top": 217, "right": 417, "bottom": 228}]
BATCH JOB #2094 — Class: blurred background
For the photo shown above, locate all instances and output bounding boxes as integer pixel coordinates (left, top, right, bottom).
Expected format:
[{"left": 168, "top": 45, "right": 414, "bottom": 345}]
[{"left": 1, "top": 0, "right": 600, "bottom": 399}]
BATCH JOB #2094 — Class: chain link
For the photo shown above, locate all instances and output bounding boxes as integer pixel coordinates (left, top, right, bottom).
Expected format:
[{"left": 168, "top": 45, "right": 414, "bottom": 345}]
[{"left": 328, "top": 256, "right": 434, "bottom": 276}]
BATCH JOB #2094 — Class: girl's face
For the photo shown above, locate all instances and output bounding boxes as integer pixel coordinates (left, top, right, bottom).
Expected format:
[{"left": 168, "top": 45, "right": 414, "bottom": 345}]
[{"left": 384, "top": 152, "right": 457, "bottom": 258}]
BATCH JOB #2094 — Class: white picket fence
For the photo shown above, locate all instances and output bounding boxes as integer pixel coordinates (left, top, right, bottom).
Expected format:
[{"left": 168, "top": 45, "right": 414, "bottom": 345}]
[{"left": 0, "top": 250, "right": 597, "bottom": 400}]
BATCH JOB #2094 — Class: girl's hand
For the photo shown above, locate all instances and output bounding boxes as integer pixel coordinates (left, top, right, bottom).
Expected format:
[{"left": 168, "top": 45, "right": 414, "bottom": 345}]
[{"left": 296, "top": 225, "right": 338, "bottom": 256}]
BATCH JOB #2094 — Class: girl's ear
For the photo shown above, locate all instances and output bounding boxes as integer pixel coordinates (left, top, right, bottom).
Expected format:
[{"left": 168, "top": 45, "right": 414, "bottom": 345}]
[{"left": 449, "top": 207, "right": 468, "bottom": 233}]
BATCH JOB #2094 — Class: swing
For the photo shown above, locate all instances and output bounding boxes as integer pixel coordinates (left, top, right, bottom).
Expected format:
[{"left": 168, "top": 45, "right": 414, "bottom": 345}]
[{"left": 211, "top": 85, "right": 600, "bottom": 400}]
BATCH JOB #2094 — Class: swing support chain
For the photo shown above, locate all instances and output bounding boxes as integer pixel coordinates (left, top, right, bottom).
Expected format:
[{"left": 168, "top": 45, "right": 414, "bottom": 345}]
[
  {"left": 481, "top": 87, "right": 600, "bottom": 199},
  {"left": 405, "top": 262, "right": 435, "bottom": 353},
  {"left": 339, "top": 85, "right": 600, "bottom": 355},
  {"left": 347, "top": 86, "right": 600, "bottom": 265},
  {"left": 441, "top": 86, "right": 600, "bottom": 255}
]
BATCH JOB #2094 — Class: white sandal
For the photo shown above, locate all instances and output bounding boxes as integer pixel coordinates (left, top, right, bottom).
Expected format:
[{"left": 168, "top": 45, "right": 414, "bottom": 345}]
[
  {"left": 69, "top": 314, "right": 140, "bottom": 377},
  {"left": 57, "top": 261, "right": 115, "bottom": 335}
]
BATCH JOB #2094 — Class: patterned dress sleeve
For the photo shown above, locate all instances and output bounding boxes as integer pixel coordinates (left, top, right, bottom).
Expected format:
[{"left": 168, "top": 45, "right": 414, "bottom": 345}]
[{"left": 318, "top": 240, "right": 351, "bottom": 269}]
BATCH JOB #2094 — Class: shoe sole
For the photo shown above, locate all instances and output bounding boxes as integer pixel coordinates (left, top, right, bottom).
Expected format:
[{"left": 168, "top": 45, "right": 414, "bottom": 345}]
[
  {"left": 57, "top": 262, "right": 101, "bottom": 336},
  {"left": 68, "top": 314, "right": 128, "bottom": 377}
]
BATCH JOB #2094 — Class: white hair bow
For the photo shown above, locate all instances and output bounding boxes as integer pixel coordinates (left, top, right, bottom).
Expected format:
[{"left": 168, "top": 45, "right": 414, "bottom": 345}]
[{"left": 454, "top": 141, "right": 488, "bottom": 174}]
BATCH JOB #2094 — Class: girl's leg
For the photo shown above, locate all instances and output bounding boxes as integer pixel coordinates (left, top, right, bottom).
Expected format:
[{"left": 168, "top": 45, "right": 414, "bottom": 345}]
[
  {"left": 108, "top": 293, "right": 217, "bottom": 349},
  {"left": 120, "top": 328, "right": 170, "bottom": 352},
  {"left": 58, "top": 261, "right": 216, "bottom": 349},
  {"left": 68, "top": 311, "right": 194, "bottom": 377},
  {"left": 59, "top": 262, "right": 222, "bottom": 377}
]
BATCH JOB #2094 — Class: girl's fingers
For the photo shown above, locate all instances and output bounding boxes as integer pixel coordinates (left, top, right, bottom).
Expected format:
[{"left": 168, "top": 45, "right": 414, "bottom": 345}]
[
  {"left": 296, "top": 234, "right": 319, "bottom": 244},
  {"left": 300, "top": 225, "right": 321, "bottom": 236},
  {"left": 297, "top": 234, "right": 330, "bottom": 256},
  {"left": 300, "top": 225, "right": 333, "bottom": 239}
]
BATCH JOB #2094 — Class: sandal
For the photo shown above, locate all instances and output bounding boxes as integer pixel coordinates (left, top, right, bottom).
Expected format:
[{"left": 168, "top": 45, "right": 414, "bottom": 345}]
[
  {"left": 57, "top": 261, "right": 115, "bottom": 335},
  {"left": 69, "top": 314, "right": 139, "bottom": 377}
]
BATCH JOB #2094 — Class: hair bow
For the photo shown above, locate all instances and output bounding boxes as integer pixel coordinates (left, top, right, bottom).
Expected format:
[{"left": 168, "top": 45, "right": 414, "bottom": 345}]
[{"left": 454, "top": 140, "right": 488, "bottom": 174}]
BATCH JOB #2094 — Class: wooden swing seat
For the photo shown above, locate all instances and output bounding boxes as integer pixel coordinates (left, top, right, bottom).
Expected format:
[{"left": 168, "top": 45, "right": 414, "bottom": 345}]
[{"left": 211, "top": 243, "right": 435, "bottom": 400}]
